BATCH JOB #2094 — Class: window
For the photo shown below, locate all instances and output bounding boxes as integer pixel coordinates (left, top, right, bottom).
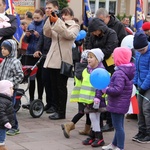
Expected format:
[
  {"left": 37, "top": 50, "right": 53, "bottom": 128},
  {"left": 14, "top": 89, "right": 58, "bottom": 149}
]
[
  {"left": 109, "top": 1, "right": 116, "bottom": 15},
  {"left": 89, "top": 0, "right": 116, "bottom": 15}
]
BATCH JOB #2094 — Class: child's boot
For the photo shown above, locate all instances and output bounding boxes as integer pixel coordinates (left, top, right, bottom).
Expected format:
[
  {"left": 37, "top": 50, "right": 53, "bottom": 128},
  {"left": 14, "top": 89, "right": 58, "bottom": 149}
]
[
  {"left": 79, "top": 124, "right": 90, "bottom": 135},
  {"left": 82, "top": 130, "right": 95, "bottom": 145},
  {"left": 91, "top": 131, "right": 105, "bottom": 147},
  {"left": 61, "top": 122, "right": 75, "bottom": 138},
  {"left": 0, "top": 145, "right": 7, "bottom": 150}
]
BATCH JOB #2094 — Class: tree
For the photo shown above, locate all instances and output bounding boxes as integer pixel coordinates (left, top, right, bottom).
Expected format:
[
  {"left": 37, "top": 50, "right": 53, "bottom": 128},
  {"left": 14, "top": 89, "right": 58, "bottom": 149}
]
[{"left": 58, "top": 0, "right": 68, "bottom": 10}]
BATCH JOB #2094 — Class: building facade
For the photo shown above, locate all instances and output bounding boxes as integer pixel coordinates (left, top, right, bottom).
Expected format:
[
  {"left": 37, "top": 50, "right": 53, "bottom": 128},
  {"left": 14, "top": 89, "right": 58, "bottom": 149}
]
[
  {"left": 34, "top": 0, "right": 150, "bottom": 23},
  {"left": 68, "top": 0, "right": 150, "bottom": 23}
]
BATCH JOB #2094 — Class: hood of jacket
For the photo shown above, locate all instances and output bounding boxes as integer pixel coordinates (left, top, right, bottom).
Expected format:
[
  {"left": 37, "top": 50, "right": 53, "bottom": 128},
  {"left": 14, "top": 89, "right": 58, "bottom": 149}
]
[
  {"left": 117, "top": 63, "right": 135, "bottom": 81},
  {"left": 5, "top": 39, "right": 17, "bottom": 58},
  {"left": 88, "top": 18, "right": 108, "bottom": 33},
  {"left": 107, "top": 15, "right": 120, "bottom": 28}
]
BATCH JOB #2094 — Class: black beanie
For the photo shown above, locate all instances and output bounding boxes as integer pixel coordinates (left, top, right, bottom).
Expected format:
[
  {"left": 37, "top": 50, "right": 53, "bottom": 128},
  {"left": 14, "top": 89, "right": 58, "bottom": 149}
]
[
  {"left": 1, "top": 40, "right": 12, "bottom": 53},
  {"left": 133, "top": 31, "right": 148, "bottom": 50}
]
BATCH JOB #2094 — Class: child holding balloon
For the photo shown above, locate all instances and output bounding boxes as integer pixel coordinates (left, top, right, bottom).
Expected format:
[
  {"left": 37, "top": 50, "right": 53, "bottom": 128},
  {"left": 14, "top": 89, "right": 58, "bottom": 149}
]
[
  {"left": 61, "top": 48, "right": 107, "bottom": 147},
  {"left": 102, "top": 47, "right": 135, "bottom": 150},
  {"left": 80, "top": 48, "right": 106, "bottom": 147}
]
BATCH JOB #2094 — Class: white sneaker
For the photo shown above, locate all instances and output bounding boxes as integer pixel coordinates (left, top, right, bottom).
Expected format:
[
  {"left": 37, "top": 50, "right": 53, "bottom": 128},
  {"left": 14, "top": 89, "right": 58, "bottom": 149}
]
[
  {"left": 102, "top": 143, "right": 116, "bottom": 150},
  {"left": 114, "top": 147, "right": 122, "bottom": 150}
]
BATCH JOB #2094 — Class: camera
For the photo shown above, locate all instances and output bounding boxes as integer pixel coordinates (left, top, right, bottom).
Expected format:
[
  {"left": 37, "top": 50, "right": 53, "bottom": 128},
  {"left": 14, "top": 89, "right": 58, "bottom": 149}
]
[{"left": 51, "top": 10, "right": 61, "bottom": 18}]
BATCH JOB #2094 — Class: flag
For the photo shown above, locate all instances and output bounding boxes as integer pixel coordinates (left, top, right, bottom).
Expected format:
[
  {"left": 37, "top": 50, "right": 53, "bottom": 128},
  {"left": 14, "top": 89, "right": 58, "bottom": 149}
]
[
  {"left": 83, "top": 0, "right": 92, "bottom": 27},
  {"left": 127, "top": 96, "right": 139, "bottom": 114},
  {"left": 5, "top": 0, "right": 23, "bottom": 44},
  {"left": 134, "top": 0, "right": 143, "bottom": 31}
]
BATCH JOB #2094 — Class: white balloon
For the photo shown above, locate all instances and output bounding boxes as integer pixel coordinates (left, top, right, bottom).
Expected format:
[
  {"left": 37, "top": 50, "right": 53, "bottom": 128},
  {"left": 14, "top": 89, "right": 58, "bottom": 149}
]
[
  {"left": 131, "top": 84, "right": 136, "bottom": 98},
  {"left": 121, "top": 35, "right": 134, "bottom": 49}
]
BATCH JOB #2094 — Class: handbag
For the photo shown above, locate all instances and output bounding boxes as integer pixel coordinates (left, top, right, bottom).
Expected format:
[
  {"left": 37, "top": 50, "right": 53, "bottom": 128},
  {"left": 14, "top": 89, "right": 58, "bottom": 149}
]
[
  {"left": 58, "top": 36, "right": 73, "bottom": 77},
  {"left": 60, "top": 61, "right": 73, "bottom": 77}
]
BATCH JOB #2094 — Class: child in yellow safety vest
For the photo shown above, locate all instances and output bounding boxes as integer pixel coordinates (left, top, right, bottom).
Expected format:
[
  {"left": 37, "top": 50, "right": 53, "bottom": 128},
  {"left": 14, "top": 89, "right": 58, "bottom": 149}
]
[{"left": 61, "top": 48, "right": 106, "bottom": 147}]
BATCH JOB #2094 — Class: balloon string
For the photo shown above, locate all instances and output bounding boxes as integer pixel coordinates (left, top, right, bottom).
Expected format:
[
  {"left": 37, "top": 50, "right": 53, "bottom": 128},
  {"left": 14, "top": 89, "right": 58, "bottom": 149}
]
[
  {"left": 136, "top": 90, "right": 150, "bottom": 102},
  {"left": 132, "top": 56, "right": 136, "bottom": 60}
]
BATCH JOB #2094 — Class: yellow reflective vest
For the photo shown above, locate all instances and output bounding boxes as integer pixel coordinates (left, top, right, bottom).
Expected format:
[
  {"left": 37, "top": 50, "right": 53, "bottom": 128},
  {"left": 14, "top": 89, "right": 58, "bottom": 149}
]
[{"left": 70, "top": 68, "right": 95, "bottom": 104}]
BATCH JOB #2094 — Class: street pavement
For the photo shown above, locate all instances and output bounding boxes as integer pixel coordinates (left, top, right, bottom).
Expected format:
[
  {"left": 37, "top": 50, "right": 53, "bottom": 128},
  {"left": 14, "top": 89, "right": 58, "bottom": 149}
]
[{"left": 6, "top": 78, "right": 149, "bottom": 150}]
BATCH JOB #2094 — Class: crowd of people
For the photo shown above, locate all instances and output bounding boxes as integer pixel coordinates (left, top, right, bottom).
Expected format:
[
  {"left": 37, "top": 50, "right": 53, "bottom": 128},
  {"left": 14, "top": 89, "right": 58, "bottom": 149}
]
[{"left": 0, "top": 0, "right": 150, "bottom": 150}]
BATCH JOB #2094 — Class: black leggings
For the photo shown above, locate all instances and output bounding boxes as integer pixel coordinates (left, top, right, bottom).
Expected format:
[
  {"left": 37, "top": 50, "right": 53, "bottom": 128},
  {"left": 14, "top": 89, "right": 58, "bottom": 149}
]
[
  {"left": 72, "top": 113, "right": 91, "bottom": 125},
  {"left": 71, "top": 103, "right": 91, "bottom": 125},
  {"left": 29, "top": 65, "right": 44, "bottom": 100}
]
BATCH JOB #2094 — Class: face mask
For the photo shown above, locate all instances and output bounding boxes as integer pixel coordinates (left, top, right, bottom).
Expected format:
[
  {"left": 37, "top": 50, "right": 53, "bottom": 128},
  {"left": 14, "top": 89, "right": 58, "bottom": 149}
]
[{"left": 34, "top": 20, "right": 43, "bottom": 25}]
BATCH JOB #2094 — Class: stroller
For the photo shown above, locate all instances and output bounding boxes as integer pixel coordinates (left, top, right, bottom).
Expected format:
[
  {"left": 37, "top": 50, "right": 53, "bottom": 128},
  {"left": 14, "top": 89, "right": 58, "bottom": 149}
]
[{"left": 14, "top": 54, "right": 44, "bottom": 118}]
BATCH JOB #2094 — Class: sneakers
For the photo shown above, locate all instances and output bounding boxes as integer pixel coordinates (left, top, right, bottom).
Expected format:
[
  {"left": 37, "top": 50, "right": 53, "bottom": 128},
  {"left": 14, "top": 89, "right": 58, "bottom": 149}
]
[
  {"left": 6, "top": 128, "right": 20, "bottom": 136},
  {"left": 132, "top": 132, "right": 146, "bottom": 141},
  {"left": 82, "top": 137, "right": 94, "bottom": 145},
  {"left": 91, "top": 139, "right": 105, "bottom": 147},
  {"left": 22, "top": 102, "right": 30, "bottom": 109},
  {"left": 101, "top": 124, "right": 114, "bottom": 132},
  {"left": 102, "top": 143, "right": 116, "bottom": 150},
  {"left": 114, "top": 147, "right": 122, "bottom": 150},
  {"left": 137, "top": 135, "right": 150, "bottom": 143}
]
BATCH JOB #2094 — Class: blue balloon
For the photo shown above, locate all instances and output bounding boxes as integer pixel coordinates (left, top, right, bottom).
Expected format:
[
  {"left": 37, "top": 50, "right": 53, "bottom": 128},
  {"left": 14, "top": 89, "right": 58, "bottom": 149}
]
[
  {"left": 75, "top": 33, "right": 81, "bottom": 41},
  {"left": 79, "top": 30, "right": 86, "bottom": 39},
  {"left": 90, "top": 68, "right": 110, "bottom": 90}
]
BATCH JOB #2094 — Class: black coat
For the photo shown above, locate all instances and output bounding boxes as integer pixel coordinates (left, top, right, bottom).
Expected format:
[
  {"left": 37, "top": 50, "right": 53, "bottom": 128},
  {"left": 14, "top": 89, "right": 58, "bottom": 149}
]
[
  {"left": 0, "top": 93, "right": 15, "bottom": 129},
  {"left": 85, "top": 18, "right": 118, "bottom": 74},
  {"left": 107, "top": 15, "right": 127, "bottom": 46},
  {"left": 0, "top": 13, "right": 17, "bottom": 58}
]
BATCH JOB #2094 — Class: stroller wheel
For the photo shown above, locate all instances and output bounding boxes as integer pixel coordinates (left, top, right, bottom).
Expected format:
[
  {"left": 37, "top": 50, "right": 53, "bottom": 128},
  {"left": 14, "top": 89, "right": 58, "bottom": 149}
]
[
  {"left": 14, "top": 100, "right": 21, "bottom": 112},
  {"left": 29, "top": 99, "right": 44, "bottom": 118}
]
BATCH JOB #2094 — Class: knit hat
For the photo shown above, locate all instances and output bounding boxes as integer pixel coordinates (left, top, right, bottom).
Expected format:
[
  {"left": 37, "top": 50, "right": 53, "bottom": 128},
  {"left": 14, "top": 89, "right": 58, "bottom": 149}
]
[
  {"left": 142, "top": 22, "right": 150, "bottom": 31},
  {"left": 88, "top": 48, "right": 104, "bottom": 62},
  {"left": 0, "top": 80, "right": 13, "bottom": 96},
  {"left": 1, "top": 40, "right": 12, "bottom": 53},
  {"left": 113, "top": 47, "right": 132, "bottom": 66},
  {"left": 133, "top": 31, "right": 148, "bottom": 50}
]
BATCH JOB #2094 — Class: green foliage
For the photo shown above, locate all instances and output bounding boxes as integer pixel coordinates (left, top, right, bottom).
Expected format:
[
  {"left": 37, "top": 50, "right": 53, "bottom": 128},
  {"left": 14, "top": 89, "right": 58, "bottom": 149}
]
[
  {"left": 116, "top": 13, "right": 132, "bottom": 22},
  {"left": 58, "top": 0, "right": 68, "bottom": 10}
]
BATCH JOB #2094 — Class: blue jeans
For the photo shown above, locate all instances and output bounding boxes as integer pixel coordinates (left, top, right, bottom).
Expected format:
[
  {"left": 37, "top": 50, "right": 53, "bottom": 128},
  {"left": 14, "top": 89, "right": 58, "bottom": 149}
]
[
  {"left": 11, "top": 90, "right": 18, "bottom": 129},
  {"left": 111, "top": 113, "right": 125, "bottom": 149},
  {"left": 0, "top": 129, "right": 6, "bottom": 143}
]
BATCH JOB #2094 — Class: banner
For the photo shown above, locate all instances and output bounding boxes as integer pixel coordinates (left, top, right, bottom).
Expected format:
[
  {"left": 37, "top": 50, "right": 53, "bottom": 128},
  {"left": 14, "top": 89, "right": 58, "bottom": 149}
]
[
  {"left": 5, "top": 0, "right": 23, "bottom": 44},
  {"left": 134, "top": 0, "right": 143, "bottom": 31},
  {"left": 13, "top": 0, "right": 35, "bottom": 15},
  {"left": 83, "top": 0, "right": 92, "bottom": 27}
]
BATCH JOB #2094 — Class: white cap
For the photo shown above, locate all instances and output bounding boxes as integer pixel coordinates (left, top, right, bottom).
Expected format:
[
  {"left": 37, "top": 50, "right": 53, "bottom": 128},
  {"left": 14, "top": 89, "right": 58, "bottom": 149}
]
[{"left": 88, "top": 48, "right": 104, "bottom": 62}]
